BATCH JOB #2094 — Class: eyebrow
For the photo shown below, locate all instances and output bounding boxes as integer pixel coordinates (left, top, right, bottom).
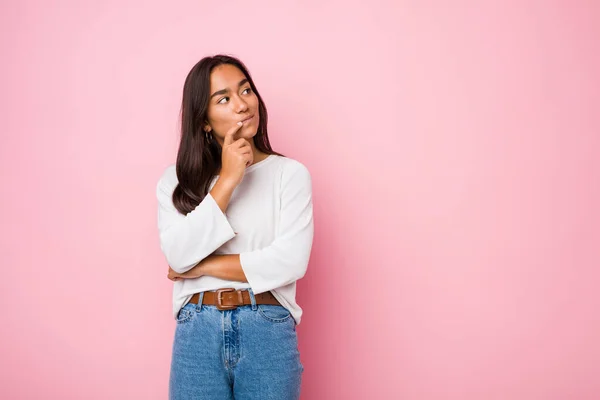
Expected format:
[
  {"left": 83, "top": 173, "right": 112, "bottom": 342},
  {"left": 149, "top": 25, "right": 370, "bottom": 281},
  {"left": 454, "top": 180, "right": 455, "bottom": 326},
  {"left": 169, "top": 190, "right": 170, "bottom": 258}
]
[{"left": 210, "top": 78, "right": 249, "bottom": 99}]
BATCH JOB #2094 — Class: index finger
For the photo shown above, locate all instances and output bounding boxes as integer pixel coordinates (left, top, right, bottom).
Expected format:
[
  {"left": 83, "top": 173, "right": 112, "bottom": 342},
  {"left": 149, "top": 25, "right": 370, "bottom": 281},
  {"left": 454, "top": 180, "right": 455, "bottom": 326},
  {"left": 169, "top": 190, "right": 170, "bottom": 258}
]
[{"left": 224, "top": 121, "right": 243, "bottom": 146}]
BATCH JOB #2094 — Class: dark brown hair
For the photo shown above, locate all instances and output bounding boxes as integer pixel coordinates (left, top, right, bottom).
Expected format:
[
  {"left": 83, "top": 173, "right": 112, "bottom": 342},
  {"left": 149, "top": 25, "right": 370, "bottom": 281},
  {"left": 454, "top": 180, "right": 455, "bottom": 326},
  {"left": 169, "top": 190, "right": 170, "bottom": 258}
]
[{"left": 173, "top": 54, "right": 284, "bottom": 215}]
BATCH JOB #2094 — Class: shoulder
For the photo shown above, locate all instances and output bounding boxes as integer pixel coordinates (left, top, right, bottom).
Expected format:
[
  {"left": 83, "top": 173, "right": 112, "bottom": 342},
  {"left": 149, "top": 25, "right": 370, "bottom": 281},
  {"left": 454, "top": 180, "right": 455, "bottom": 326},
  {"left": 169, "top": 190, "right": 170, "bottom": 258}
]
[
  {"left": 275, "top": 155, "right": 310, "bottom": 174},
  {"left": 275, "top": 156, "right": 312, "bottom": 187},
  {"left": 156, "top": 164, "right": 178, "bottom": 192}
]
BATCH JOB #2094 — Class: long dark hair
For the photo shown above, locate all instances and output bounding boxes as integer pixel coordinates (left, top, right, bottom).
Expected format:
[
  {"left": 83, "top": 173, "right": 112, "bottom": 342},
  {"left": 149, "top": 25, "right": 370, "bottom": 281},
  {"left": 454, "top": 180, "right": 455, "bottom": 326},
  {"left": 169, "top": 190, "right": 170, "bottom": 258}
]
[{"left": 173, "top": 54, "right": 284, "bottom": 215}]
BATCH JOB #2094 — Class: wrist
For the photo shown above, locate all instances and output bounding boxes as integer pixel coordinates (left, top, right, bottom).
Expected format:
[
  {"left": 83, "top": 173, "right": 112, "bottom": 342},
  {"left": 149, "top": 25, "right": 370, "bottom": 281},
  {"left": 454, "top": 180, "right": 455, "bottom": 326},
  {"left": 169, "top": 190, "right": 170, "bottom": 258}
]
[
  {"left": 180, "top": 259, "right": 208, "bottom": 279},
  {"left": 216, "top": 175, "right": 237, "bottom": 190}
]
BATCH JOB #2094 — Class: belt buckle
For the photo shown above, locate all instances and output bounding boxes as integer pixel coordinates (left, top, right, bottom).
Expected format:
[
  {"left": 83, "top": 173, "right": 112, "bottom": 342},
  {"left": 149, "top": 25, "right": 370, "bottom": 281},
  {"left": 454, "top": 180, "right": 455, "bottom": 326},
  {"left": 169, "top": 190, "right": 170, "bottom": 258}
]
[{"left": 216, "top": 288, "right": 243, "bottom": 310}]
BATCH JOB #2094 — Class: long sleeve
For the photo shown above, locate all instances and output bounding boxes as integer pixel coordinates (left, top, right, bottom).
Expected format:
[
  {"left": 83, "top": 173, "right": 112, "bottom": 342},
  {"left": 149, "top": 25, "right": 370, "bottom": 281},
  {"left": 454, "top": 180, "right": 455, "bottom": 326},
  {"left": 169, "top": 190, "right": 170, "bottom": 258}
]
[
  {"left": 156, "top": 166, "right": 236, "bottom": 273},
  {"left": 239, "top": 162, "right": 314, "bottom": 294}
]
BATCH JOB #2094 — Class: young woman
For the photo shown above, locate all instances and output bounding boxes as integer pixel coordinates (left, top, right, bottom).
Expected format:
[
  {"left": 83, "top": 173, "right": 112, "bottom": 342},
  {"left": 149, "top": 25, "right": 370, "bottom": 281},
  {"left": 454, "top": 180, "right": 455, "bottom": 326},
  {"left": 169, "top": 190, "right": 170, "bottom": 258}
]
[{"left": 155, "top": 54, "right": 314, "bottom": 399}]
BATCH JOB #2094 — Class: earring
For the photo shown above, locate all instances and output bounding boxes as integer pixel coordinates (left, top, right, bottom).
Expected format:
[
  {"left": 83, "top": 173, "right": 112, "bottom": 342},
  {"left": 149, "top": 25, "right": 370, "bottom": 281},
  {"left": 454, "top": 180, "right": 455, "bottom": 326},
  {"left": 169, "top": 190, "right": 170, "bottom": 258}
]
[{"left": 205, "top": 130, "right": 213, "bottom": 141}]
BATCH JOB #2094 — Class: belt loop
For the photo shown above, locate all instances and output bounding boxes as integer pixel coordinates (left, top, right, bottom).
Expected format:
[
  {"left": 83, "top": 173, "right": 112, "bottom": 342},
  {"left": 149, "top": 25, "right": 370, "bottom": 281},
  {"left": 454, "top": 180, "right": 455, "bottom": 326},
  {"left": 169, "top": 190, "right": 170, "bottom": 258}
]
[
  {"left": 248, "top": 288, "right": 257, "bottom": 311},
  {"left": 196, "top": 291, "right": 205, "bottom": 312}
]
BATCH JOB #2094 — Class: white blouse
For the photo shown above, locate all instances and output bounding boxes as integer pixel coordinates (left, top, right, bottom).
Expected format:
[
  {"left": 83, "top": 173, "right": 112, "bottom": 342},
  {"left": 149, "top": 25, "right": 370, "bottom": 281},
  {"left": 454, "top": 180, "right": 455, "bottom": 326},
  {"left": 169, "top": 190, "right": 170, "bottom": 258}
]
[{"left": 156, "top": 154, "right": 314, "bottom": 325}]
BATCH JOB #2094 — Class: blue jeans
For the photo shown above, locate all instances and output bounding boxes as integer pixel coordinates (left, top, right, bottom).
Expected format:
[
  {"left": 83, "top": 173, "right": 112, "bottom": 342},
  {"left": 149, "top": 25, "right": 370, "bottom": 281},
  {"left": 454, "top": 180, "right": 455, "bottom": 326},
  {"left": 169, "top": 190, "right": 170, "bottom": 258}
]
[{"left": 169, "top": 289, "right": 304, "bottom": 399}]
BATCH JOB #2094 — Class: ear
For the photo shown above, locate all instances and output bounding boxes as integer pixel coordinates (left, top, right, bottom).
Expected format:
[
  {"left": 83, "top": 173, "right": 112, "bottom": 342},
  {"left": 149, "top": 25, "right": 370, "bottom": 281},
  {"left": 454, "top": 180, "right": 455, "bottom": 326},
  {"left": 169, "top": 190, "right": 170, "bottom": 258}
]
[{"left": 203, "top": 123, "right": 211, "bottom": 133}]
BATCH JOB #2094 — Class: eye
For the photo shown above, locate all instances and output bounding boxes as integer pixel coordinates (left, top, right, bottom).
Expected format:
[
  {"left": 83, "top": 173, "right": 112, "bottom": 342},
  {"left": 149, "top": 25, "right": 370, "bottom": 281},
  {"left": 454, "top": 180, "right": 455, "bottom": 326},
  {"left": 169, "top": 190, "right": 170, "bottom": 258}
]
[{"left": 217, "top": 88, "right": 251, "bottom": 104}]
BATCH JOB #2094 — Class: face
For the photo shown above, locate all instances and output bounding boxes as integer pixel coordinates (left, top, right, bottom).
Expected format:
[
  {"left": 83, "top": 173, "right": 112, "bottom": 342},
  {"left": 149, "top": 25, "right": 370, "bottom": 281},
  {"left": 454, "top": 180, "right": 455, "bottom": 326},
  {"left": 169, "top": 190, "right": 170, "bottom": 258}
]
[{"left": 204, "top": 64, "right": 260, "bottom": 144}]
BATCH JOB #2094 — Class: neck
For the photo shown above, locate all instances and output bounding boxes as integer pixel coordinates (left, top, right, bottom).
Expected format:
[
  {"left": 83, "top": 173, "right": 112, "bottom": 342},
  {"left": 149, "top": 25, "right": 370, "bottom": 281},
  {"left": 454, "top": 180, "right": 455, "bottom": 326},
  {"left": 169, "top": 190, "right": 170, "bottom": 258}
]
[{"left": 249, "top": 140, "right": 269, "bottom": 166}]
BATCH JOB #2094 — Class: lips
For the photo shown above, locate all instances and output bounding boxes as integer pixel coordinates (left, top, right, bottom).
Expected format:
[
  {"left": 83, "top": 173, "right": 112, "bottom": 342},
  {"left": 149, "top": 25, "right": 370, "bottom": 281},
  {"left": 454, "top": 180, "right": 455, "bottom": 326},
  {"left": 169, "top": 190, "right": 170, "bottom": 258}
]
[{"left": 240, "top": 115, "right": 254, "bottom": 124}]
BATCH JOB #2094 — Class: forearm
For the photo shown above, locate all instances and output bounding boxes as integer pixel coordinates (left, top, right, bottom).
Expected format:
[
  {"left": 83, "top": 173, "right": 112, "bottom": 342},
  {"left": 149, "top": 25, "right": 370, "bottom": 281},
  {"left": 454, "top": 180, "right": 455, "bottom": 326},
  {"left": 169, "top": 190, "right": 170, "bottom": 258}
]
[
  {"left": 179, "top": 254, "right": 248, "bottom": 283},
  {"left": 209, "top": 178, "right": 236, "bottom": 213}
]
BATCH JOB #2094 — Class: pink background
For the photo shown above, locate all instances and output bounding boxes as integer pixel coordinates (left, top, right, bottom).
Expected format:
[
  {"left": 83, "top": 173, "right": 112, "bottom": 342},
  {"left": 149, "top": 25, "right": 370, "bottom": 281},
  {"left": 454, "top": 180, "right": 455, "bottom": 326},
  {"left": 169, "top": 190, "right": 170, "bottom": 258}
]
[{"left": 1, "top": 1, "right": 599, "bottom": 399}]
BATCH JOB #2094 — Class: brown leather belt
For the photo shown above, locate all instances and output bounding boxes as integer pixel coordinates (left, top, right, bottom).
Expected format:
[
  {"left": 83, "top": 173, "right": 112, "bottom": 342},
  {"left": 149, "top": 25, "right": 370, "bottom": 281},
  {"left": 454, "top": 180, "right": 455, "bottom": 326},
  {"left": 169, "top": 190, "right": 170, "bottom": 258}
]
[{"left": 189, "top": 288, "right": 280, "bottom": 310}]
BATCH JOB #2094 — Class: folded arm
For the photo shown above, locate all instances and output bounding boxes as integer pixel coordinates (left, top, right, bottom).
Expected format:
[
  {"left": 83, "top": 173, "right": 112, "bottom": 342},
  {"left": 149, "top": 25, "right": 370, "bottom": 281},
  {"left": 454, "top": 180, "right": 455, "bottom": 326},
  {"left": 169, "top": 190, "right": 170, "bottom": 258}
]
[
  {"left": 156, "top": 167, "right": 238, "bottom": 274},
  {"left": 172, "top": 254, "right": 248, "bottom": 282},
  {"left": 238, "top": 163, "right": 314, "bottom": 293},
  {"left": 165, "top": 162, "right": 314, "bottom": 291}
]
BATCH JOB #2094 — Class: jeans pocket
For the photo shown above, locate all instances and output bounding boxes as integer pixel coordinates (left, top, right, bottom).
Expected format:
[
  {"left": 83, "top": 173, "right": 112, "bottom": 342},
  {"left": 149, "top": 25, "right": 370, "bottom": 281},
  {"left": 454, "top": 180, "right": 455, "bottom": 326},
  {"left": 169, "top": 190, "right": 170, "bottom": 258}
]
[
  {"left": 176, "top": 304, "right": 195, "bottom": 324},
  {"left": 257, "top": 304, "right": 292, "bottom": 323}
]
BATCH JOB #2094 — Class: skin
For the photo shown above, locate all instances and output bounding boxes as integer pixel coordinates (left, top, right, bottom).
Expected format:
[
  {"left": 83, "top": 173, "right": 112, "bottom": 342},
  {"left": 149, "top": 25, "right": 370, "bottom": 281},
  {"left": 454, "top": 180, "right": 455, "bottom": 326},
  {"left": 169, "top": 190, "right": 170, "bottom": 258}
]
[
  {"left": 204, "top": 63, "right": 269, "bottom": 170},
  {"left": 167, "top": 64, "right": 270, "bottom": 283}
]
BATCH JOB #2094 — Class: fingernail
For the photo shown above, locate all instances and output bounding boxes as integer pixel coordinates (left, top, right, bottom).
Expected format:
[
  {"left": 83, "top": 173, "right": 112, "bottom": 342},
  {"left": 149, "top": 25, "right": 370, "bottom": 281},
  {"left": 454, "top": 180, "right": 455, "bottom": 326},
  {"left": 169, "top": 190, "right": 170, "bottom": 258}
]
[{"left": 237, "top": 121, "right": 242, "bottom": 126}]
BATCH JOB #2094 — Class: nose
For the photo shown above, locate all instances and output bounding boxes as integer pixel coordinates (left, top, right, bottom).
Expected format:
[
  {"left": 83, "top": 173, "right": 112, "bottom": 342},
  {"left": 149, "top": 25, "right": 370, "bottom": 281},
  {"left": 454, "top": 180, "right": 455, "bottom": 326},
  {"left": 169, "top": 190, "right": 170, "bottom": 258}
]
[{"left": 233, "top": 96, "right": 248, "bottom": 113}]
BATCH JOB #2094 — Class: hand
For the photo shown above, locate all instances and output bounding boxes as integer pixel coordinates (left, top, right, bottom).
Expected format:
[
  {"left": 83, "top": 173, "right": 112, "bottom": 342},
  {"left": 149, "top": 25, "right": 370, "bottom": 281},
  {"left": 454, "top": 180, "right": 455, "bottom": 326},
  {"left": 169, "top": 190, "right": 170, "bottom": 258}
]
[
  {"left": 167, "top": 263, "right": 206, "bottom": 281},
  {"left": 220, "top": 121, "right": 254, "bottom": 188},
  {"left": 167, "top": 266, "right": 182, "bottom": 281}
]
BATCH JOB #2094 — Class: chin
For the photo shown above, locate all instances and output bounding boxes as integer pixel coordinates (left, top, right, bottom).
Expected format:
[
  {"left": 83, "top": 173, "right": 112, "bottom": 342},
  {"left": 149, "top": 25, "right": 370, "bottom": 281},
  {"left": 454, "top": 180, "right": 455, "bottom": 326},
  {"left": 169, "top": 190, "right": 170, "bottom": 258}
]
[{"left": 242, "top": 129, "right": 258, "bottom": 138}]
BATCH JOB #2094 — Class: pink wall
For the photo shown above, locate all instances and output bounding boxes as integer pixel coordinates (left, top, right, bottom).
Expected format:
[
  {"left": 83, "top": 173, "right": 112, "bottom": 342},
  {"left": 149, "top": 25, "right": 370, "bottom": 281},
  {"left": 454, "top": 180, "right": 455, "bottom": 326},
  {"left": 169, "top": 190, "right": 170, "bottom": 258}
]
[{"left": 1, "top": 1, "right": 599, "bottom": 399}]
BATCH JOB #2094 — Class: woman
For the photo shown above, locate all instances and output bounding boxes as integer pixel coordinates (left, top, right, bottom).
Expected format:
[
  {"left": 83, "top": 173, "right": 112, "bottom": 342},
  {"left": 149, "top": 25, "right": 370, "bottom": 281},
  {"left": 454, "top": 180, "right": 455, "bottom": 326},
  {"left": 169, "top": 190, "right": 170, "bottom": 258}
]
[{"left": 155, "top": 54, "right": 314, "bottom": 399}]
